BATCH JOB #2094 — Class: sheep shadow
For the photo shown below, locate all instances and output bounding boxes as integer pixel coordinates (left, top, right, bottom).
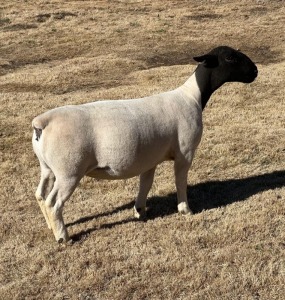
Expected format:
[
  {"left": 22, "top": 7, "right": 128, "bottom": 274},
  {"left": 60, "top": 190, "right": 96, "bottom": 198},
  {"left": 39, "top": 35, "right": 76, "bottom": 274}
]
[
  {"left": 148, "top": 169, "right": 285, "bottom": 218},
  {"left": 69, "top": 170, "right": 285, "bottom": 241}
]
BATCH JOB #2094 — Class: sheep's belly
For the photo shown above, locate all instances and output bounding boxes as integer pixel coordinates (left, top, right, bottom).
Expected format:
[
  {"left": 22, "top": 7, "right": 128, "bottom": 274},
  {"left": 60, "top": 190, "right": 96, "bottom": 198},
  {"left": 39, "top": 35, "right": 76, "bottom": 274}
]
[{"left": 86, "top": 166, "right": 139, "bottom": 180}]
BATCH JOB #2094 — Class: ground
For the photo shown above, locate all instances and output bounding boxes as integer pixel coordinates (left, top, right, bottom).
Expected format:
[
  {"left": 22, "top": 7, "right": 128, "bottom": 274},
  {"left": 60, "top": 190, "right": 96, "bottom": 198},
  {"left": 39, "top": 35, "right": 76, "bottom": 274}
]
[{"left": 0, "top": 1, "right": 285, "bottom": 299}]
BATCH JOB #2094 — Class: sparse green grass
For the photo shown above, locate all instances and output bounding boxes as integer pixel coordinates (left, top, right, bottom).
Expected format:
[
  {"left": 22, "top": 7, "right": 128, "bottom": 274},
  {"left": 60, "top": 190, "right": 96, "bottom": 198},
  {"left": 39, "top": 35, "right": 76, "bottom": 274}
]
[
  {"left": 0, "top": 17, "right": 10, "bottom": 25},
  {"left": 0, "top": 1, "right": 285, "bottom": 299},
  {"left": 129, "top": 21, "right": 141, "bottom": 27}
]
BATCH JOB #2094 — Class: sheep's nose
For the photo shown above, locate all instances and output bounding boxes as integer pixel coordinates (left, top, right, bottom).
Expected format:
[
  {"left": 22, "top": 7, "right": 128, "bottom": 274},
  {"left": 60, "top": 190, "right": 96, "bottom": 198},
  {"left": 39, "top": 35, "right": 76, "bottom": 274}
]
[{"left": 253, "top": 67, "right": 258, "bottom": 77}]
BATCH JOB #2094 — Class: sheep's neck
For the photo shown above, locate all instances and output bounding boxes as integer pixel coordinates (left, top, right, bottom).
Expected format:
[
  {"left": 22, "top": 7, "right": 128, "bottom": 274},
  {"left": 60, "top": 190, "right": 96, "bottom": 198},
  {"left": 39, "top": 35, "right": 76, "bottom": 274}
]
[
  {"left": 181, "top": 65, "right": 224, "bottom": 110},
  {"left": 194, "top": 64, "right": 224, "bottom": 110}
]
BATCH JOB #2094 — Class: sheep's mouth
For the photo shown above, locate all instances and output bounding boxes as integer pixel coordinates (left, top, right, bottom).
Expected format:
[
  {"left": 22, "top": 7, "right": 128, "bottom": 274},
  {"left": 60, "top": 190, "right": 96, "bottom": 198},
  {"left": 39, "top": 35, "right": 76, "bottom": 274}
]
[
  {"left": 244, "top": 70, "right": 258, "bottom": 83},
  {"left": 244, "top": 76, "right": 256, "bottom": 83}
]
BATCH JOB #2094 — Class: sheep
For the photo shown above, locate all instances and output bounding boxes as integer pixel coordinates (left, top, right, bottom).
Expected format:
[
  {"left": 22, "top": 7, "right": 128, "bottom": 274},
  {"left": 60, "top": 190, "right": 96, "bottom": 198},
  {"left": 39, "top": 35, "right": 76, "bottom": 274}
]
[{"left": 32, "top": 46, "right": 258, "bottom": 243}]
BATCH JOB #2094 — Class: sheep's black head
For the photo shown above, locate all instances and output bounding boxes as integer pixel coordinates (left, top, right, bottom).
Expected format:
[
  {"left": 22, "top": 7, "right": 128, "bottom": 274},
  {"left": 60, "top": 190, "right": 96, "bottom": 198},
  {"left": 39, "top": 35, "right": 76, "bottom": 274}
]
[
  {"left": 193, "top": 46, "right": 258, "bottom": 109},
  {"left": 194, "top": 46, "right": 258, "bottom": 86}
]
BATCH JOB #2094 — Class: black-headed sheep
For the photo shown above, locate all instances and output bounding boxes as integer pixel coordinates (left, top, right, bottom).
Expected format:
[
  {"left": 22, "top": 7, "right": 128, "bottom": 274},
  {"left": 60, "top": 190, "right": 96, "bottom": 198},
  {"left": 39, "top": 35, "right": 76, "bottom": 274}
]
[{"left": 32, "top": 46, "right": 258, "bottom": 242}]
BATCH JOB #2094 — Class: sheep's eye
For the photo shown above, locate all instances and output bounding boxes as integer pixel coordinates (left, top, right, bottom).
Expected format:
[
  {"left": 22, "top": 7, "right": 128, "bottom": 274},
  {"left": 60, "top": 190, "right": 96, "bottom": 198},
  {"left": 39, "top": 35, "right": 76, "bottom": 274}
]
[{"left": 225, "top": 56, "right": 238, "bottom": 64}]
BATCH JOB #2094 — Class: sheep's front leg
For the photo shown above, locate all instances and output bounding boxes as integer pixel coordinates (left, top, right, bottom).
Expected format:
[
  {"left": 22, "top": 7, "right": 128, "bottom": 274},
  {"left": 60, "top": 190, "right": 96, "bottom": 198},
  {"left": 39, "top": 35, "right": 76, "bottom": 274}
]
[
  {"left": 134, "top": 167, "right": 156, "bottom": 219},
  {"left": 174, "top": 158, "right": 193, "bottom": 215},
  {"left": 45, "top": 177, "right": 79, "bottom": 243}
]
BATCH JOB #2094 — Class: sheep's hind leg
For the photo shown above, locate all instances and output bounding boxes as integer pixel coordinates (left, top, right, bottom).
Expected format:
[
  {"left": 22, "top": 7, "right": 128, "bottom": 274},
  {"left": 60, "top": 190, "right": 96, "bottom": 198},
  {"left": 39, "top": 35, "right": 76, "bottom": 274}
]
[
  {"left": 134, "top": 167, "right": 156, "bottom": 219},
  {"left": 35, "top": 162, "right": 55, "bottom": 230},
  {"left": 174, "top": 158, "right": 192, "bottom": 215},
  {"left": 45, "top": 177, "right": 79, "bottom": 243}
]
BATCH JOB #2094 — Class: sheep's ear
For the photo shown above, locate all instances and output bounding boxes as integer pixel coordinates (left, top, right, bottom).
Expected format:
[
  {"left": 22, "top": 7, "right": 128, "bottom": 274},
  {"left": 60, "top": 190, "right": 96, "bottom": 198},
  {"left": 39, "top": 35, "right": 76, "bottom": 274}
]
[{"left": 193, "top": 54, "right": 219, "bottom": 68}]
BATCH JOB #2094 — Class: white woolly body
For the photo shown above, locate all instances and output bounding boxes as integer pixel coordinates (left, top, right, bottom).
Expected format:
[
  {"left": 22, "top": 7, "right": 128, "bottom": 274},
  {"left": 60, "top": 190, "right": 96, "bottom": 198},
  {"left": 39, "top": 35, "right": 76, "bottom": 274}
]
[{"left": 32, "top": 75, "right": 202, "bottom": 181}]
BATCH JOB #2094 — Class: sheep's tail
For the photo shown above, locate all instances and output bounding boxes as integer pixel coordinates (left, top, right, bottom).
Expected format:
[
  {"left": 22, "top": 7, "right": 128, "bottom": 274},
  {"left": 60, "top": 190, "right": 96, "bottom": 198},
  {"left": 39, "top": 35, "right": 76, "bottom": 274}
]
[{"left": 32, "top": 115, "right": 49, "bottom": 141}]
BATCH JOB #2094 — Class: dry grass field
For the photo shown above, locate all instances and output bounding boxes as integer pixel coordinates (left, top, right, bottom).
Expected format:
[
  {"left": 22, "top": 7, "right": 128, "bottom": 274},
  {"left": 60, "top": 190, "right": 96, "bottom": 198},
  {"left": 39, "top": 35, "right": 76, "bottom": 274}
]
[{"left": 1, "top": 0, "right": 285, "bottom": 299}]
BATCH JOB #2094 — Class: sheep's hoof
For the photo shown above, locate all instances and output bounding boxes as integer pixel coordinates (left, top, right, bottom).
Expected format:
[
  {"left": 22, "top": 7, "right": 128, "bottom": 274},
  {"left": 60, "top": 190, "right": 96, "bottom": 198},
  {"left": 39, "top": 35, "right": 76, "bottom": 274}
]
[
  {"left": 57, "top": 235, "right": 70, "bottom": 244},
  {"left": 57, "top": 238, "right": 74, "bottom": 247},
  {"left": 133, "top": 206, "right": 146, "bottom": 220},
  {"left": 178, "top": 202, "right": 193, "bottom": 215}
]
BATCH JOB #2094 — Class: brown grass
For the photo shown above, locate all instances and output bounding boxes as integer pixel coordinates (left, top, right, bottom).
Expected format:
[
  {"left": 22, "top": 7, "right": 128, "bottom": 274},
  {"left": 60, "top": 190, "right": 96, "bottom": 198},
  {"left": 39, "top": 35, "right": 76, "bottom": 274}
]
[{"left": 1, "top": 1, "right": 285, "bottom": 299}]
